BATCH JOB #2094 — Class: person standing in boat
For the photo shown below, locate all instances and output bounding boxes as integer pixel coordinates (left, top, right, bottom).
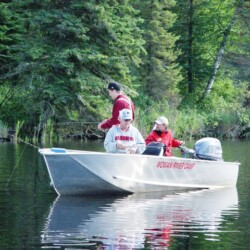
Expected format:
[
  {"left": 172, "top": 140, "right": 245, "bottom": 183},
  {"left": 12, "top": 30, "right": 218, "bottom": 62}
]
[
  {"left": 104, "top": 109, "right": 145, "bottom": 154},
  {"left": 97, "top": 81, "right": 135, "bottom": 131},
  {"left": 145, "top": 116, "right": 184, "bottom": 156}
]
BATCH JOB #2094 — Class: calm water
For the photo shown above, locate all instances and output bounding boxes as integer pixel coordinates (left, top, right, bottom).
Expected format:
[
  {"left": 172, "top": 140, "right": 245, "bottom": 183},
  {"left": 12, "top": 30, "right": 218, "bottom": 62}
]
[{"left": 0, "top": 139, "right": 249, "bottom": 249}]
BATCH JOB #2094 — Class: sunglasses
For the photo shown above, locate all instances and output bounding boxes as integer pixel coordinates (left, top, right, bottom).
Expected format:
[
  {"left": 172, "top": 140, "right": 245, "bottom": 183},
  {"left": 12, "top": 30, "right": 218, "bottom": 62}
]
[{"left": 124, "top": 119, "right": 131, "bottom": 122}]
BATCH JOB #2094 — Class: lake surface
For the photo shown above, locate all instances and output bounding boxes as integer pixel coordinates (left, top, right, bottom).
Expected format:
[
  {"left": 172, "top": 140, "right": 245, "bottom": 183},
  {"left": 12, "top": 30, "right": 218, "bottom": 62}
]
[{"left": 0, "top": 139, "right": 249, "bottom": 249}]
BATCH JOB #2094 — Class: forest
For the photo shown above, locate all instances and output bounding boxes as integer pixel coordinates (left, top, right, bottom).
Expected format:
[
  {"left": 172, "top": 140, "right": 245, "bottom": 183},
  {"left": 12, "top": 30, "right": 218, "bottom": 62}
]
[{"left": 0, "top": 0, "right": 249, "bottom": 141}]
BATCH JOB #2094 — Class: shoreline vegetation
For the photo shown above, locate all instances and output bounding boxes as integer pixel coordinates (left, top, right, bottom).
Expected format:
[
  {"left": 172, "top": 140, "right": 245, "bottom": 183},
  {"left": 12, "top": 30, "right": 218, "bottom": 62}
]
[{"left": 0, "top": 106, "right": 249, "bottom": 143}]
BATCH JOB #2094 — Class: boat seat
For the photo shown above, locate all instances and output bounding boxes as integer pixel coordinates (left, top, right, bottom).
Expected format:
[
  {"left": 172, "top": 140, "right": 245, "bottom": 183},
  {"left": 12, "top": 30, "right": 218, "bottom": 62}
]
[{"left": 142, "top": 142, "right": 165, "bottom": 156}]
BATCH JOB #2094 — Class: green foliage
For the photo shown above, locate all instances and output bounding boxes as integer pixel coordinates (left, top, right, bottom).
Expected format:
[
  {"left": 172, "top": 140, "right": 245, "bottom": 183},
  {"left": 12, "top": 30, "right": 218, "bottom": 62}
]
[
  {"left": 199, "top": 78, "right": 249, "bottom": 112},
  {"left": 200, "top": 106, "right": 249, "bottom": 139},
  {"left": 173, "top": 110, "right": 205, "bottom": 139},
  {"left": 174, "top": 0, "right": 239, "bottom": 99},
  {"left": 135, "top": 76, "right": 249, "bottom": 139},
  {"left": 41, "top": 118, "right": 56, "bottom": 142},
  {"left": 225, "top": 0, "right": 250, "bottom": 99},
  {"left": 1, "top": 0, "right": 145, "bottom": 132},
  {"left": 193, "top": 79, "right": 250, "bottom": 138},
  {"left": 134, "top": 98, "right": 205, "bottom": 140},
  {"left": 0, "top": 120, "right": 8, "bottom": 138},
  {"left": 136, "top": 0, "right": 182, "bottom": 104},
  {"left": 0, "top": 0, "right": 249, "bottom": 140},
  {"left": 15, "top": 120, "right": 24, "bottom": 138},
  {"left": 0, "top": 2, "right": 21, "bottom": 76}
]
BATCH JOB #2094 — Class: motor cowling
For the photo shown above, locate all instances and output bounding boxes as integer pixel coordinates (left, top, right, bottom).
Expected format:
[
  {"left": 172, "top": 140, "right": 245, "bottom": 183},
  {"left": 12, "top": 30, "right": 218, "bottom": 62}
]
[{"left": 194, "top": 137, "right": 223, "bottom": 161}]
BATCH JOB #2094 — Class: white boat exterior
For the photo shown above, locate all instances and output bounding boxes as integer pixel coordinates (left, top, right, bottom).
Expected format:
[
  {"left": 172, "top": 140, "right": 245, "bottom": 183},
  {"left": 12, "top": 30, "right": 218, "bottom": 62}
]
[{"left": 39, "top": 148, "right": 240, "bottom": 196}]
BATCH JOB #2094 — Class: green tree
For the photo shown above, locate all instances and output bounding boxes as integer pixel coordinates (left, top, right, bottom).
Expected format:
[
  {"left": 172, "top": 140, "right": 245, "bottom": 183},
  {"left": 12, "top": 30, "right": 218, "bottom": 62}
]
[
  {"left": 135, "top": 0, "right": 182, "bottom": 106},
  {"left": 3, "top": 0, "right": 145, "bottom": 133},
  {"left": 224, "top": 0, "right": 250, "bottom": 97},
  {"left": 174, "top": 0, "right": 242, "bottom": 103},
  {"left": 201, "top": 0, "right": 245, "bottom": 99},
  {"left": 0, "top": 1, "right": 22, "bottom": 117}
]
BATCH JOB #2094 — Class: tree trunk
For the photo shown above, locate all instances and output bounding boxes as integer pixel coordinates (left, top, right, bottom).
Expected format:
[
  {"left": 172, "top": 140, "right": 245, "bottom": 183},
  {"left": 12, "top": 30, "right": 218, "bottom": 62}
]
[{"left": 200, "top": 0, "right": 244, "bottom": 100}]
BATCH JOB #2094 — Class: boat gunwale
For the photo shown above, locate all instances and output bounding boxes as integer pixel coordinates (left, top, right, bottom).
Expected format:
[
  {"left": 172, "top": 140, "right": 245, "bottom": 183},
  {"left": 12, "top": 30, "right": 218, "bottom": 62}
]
[{"left": 38, "top": 148, "right": 240, "bottom": 166}]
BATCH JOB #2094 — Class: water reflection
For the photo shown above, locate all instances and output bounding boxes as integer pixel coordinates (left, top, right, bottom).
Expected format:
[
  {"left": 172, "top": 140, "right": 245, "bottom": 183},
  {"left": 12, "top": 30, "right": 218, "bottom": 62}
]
[{"left": 41, "top": 187, "right": 238, "bottom": 249}]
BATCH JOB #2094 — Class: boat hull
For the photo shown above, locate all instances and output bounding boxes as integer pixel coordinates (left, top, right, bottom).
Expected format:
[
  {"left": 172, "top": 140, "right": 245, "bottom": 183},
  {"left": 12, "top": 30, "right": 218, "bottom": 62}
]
[{"left": 39, "top": 148, "right": 240, "bottom": 196}]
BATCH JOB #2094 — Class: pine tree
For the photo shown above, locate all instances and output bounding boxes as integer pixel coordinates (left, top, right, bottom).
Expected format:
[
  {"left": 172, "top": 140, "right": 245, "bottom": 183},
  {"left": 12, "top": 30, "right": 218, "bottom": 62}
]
[
  {"left": 7, "top": 0, "right": 145, "bottom": 126},
  {"left": 0, "top": 1, "right": 22, "bottom": 122},
  {"left": 135, "top": 0, "right": 182, "bottom": 106}
]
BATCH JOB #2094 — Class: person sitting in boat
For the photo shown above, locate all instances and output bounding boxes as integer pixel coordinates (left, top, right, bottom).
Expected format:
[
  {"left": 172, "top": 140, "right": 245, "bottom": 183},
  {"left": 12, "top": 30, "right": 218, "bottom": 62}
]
[
  {"left": 104, "top": 109, "right": 146, "bottom": 154},
  {"left": 145, "top": 116, "right": 184, "bottom": 157}
]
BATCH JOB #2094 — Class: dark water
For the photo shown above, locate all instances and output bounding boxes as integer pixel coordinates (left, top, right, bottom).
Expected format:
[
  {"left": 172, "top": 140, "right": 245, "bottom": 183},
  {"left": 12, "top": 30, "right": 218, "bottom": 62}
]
[{"left": 0, "top": 139, "right": 249, "bottom": 249}]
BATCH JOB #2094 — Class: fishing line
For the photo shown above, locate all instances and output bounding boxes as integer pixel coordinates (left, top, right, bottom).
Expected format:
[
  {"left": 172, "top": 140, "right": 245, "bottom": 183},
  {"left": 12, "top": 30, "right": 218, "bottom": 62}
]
[
  {"left": 5, "top": 138, "right": 41, "bottom": 190},
  {"left": 18, "top": 138, "right": 51, "bottom": 188},
  {"left": 18, "top": 137, "right": 41, "bottom": 150},
  {"left": 5, "top": 142, "right": 27, "bottom": 190}
]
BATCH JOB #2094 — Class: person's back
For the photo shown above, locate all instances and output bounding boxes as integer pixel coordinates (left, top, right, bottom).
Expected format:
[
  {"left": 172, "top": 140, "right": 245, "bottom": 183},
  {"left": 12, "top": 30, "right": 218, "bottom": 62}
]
[{"left": 98, "top": 82, "right": 134, "bottom": 130}]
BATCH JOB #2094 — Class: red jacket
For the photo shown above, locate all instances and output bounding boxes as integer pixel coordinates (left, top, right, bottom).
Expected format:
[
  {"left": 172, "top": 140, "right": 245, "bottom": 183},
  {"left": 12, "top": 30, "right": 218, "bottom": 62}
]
[
  {"left": 101, "top": 94, "right": 135, "bottom": 129},
  {"left": 145, "top": 129, "right": 182, "bottom": 156}
]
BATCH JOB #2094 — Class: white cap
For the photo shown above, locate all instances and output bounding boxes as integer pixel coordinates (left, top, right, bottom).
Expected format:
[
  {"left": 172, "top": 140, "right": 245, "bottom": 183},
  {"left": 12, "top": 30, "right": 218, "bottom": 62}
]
[
  {"left": 119, "top": 109, "right": 133, "bottom": 120},
  {"left": 155, "top": 116, "right": 169, "bottom": 126}
]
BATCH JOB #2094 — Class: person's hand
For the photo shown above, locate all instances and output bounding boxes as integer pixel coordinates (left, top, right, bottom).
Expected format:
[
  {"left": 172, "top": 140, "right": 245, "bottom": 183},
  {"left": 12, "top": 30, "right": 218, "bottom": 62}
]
[
  {"left": 97, "top": 119, "right": 107, "bottom": 131},
  {"left": 116, "top": 141, "right": 127, "bottom": 150},
  {"left": 127, "top": 146, "right": 137, "bottom": 154},
  {"left": 97, "top": 123, "right": 103, "bottom": 130}
]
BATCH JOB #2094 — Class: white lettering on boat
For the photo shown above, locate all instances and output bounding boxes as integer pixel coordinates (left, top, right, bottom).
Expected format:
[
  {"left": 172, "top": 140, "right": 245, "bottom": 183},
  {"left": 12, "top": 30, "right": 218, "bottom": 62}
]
[{"left": 156, "top": 161, "right": 195, "bottom": 169}]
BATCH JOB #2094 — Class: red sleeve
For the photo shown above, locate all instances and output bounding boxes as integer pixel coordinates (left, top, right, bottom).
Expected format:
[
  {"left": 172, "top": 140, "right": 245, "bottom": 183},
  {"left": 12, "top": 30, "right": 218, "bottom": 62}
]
[
  {"left": 171, "top": 138, "right": 182, "bottom": 148},
  {"left": 145, "top": 132, "right": 156, "bottom": 145},
  {"left": 101, "top": 97, "right": 132, "bottom": 129}
]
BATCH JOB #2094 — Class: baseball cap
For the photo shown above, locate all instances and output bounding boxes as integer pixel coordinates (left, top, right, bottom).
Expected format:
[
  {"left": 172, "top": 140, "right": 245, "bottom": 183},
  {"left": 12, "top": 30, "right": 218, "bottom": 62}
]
[
  {"left": 155, "top": 116, "right": 169, "bottom": 126},
  {"left": 119, "top": 109, "right": 132, "bottom": 120},
  {"left": 107, "top": 82, "right": 121, "bottom": 91}
]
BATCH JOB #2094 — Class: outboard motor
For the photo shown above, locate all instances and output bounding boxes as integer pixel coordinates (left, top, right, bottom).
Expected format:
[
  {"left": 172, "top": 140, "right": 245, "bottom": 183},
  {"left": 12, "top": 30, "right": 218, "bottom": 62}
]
[
  {"left": 142, "top": 142, "right": 166, "bottom": 156},
  {"left": 194, "top": 137, "right": 223, "bottom": 161}
]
